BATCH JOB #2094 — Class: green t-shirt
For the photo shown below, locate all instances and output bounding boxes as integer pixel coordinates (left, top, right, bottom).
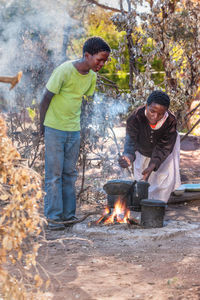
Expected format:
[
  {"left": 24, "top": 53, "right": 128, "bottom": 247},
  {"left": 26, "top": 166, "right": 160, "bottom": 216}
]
[{"left": 44, "top": 61, "right": 97, "bottom": 131}]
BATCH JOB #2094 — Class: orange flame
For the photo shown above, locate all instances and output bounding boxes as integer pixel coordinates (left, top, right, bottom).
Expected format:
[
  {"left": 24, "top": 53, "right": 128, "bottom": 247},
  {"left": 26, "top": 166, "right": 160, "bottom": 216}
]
[{"left": 96, "top": 197, "right": 130, "bottom": 224}]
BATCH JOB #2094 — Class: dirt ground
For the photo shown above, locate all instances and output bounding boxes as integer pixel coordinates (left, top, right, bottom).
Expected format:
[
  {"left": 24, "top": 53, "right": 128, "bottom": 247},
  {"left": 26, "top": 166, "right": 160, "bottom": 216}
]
[{"left": 38, "top": 131, "right": 200, "bottom": 300}]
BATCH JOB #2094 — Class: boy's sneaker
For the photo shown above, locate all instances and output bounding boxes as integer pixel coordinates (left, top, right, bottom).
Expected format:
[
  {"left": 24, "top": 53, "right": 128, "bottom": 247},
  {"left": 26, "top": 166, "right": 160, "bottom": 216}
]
[
  {"left": 63, "top": 216, "right": 78, "bottom": 227},
  {"left": 48, "top": 222, "right": 65, "bottom": 231}
]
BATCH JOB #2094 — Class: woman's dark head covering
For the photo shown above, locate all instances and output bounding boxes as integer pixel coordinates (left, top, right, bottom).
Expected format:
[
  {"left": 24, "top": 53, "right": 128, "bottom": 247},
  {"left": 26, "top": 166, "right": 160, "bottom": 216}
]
[{"left": 147, "top": 90, "right": 170, "bottom": 108}]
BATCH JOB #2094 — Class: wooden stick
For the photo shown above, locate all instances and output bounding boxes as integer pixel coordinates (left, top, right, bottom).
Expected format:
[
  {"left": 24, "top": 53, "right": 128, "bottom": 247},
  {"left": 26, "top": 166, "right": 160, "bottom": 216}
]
[
  {"left": 181, "top": 117, "right": 200, "bottom": 142},
  {"left": 0, "top": 71, "right": 23, "bottom": 90},
  {"left": 47, "top": 210, "right": 103, "bottom": 225},
  {"left": 109, "top": 126, "right": 133, "bottom": 177}
]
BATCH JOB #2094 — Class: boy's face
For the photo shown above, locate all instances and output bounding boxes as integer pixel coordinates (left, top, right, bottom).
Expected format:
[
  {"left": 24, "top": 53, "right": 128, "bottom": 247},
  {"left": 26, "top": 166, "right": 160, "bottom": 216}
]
[
  {"left": 145, "top": 102, "right": 168, "bottom": 125},
  {"left": 85, "top": 51, "right": 110, "bottom": 72}
]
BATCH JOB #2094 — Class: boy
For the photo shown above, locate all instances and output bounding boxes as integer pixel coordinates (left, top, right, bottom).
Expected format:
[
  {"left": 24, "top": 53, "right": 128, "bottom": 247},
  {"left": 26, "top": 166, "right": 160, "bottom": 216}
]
[
  {"left": 40, "top": 37, "right": 110, "bottom": 230},
  {"left": 119, "top": 90, "right": 181, "bottom": 203}
]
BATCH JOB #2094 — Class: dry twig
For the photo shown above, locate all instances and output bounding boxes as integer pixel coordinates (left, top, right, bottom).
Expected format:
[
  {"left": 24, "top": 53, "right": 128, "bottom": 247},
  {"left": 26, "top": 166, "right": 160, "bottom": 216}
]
[{"left": 47, "top": 210, "right": 103, "bottom": 225}]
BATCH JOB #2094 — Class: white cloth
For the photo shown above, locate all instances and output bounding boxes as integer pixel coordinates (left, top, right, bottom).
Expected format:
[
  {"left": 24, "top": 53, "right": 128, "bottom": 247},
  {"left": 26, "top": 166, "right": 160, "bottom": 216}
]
[{"left": 133, "top": 133, "right": 181, "bottom": 203}]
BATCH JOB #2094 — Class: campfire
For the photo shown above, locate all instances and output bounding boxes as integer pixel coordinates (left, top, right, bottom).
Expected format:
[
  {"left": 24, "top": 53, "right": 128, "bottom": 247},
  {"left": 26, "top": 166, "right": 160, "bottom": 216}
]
[{"left": 96, "top": 197, "right": 139, "bottom": 225}]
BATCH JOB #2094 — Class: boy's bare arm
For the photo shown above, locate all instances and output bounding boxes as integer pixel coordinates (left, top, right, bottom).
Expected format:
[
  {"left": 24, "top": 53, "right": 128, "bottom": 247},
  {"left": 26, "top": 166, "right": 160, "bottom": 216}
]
[{"left": 40, "top": 89, "right": 55, "bottom": 135}]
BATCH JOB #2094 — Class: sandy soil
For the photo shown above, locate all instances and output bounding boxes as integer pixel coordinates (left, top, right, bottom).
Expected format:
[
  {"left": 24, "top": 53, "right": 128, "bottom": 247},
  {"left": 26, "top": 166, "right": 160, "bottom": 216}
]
[
  {"left": 40, "top": 201, "right": 200, "bottom": 300},
  {"left": 37, "top": 131, "right": 200, "bottom": 300},
  {"left": 40, "top": 203, "right": 200, "bottom": 300}
]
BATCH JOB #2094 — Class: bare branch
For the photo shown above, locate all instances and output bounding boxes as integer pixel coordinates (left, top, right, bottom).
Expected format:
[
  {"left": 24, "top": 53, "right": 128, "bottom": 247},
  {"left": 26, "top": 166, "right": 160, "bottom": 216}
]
[
  {"left": 86, "top": 0, "right": 128, "bottom": 13},
  {"left": 119, "top": 0, "right": 124, "bottom": 12},
  {"left": 181, "top": 117, "right": 200, "bottom": 142},
  {"left": 0, "top": 71, "right": 23, "bottom": 90},
  {"left": 97, "top": 74, "right": 119, "bottom": 85},
  {"left": 126, "top": 0, "right": 131, "bottom": 12},
  {"left": 47, "top": 210, "right": 103, "bottom": 225},
  {"left": 184, "top": 101, "right": 200, "bottom": 120}
]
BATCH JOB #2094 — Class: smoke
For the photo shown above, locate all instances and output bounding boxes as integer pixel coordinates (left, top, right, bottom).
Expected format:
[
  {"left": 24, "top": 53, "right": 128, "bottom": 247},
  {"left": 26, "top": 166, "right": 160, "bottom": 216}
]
[
  {"left": 0, "top": 0, "right": 81, "bottom": 108},
  {"left": 80, "top": 93, "right": 131, "bottom": 181},
  {"left": 91, "top": 93, "right": 129, "bottom": 129},
  {"left": 83, "top": 93, "right": 130, "bottom": 146}
]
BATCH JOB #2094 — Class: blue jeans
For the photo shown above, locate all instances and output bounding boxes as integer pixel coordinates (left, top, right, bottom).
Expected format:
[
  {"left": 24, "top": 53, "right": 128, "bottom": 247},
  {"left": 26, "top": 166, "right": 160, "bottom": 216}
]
[{"left": 44, "top": 126, "right": 80, "bottom": 221}]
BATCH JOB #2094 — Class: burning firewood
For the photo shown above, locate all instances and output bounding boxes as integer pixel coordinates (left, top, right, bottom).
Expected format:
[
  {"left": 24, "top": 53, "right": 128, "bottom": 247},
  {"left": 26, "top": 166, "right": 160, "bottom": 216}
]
[
  {"left": 127, "top": 217, "right": 140, "bottom": 225},
  {"left": 95, "top": 197, "right": 140, "bottom": 226}
]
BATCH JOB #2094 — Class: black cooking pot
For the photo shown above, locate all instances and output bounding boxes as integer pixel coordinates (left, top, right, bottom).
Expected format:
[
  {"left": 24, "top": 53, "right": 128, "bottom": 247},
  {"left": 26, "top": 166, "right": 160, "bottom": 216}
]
[
  {"left": 103, "top": 179, "right": 135, "bottom": 195},
  {"left": 103, "top": 179, "right": 150, "bottom": 211}
]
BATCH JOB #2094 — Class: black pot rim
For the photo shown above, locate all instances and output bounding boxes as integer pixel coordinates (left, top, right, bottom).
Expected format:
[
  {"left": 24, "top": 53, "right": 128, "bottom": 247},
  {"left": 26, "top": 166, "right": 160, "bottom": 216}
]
[{"left": 141, "top": 199, "right": 166, "bottom": 207}]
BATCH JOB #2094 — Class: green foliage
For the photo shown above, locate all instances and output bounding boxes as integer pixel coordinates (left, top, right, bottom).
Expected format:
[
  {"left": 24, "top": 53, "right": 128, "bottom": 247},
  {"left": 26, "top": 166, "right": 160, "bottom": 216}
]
[
  {"left": 71, "top": 7, "right": 166, "bottom": 91},
  {"left": 27, "top": 107, "right": 36, "bottom": 121}
]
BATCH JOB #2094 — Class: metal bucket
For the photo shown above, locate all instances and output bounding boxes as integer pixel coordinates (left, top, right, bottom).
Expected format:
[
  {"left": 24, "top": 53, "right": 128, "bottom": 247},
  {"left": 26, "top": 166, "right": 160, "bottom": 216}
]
[{"left": 141, "top": 199, "right": 166, "bottom": 228}]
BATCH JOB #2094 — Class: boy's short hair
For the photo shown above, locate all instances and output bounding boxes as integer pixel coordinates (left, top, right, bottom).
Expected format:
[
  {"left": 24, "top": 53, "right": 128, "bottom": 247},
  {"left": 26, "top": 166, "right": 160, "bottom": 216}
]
[
  {"left": 147, "top": 90, "right": 170, "bottom": 108},
  {"left": 83, "top": 36, "right": 111, "bottom": 55}
]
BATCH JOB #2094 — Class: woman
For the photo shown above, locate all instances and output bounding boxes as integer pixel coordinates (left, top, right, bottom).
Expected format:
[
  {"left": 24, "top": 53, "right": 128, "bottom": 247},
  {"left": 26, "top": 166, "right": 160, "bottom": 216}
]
[{"left": 118, "top": 90, "right": 181, "bottom": 203}]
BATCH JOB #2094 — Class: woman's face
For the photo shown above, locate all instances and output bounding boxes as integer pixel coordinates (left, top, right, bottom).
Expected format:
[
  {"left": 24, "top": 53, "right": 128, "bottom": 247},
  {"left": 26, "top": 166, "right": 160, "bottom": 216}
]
[{"left": 146, "top": 102, "right": 168, "bottom": 125}]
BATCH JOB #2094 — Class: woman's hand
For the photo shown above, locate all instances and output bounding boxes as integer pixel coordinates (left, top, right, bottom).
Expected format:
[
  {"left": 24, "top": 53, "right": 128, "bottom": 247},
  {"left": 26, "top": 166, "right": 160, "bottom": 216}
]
[
  {"left": 142, "top": 163, "right": 156, "bottom": 181},
  {"left": 118, "top": 154, "right": 134, "bottom": 168}
]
